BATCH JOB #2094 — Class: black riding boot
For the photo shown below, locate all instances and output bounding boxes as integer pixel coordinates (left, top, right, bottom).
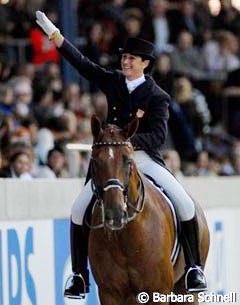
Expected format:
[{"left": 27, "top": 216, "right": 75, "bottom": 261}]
[
  {"left": 64, "top": 221, "right": 90, "bottom": 299},
  {"left": 181, "top": 216, "right": 207, "bottom": 292}
]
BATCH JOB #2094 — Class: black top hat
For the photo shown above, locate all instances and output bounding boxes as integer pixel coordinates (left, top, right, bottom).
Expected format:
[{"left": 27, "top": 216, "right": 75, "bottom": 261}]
[{"left": 119, "top": 37, "right": 156, "bottom": 61}]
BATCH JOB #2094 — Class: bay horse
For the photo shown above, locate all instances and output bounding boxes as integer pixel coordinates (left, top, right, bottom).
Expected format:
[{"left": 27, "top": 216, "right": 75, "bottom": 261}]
[{"left": 88, "top": 115, "right": 209, "bottom": 305}]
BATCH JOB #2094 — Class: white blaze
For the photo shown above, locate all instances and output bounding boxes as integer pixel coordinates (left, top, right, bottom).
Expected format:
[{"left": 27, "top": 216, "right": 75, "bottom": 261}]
[{"left": 108, "top": 147, "right": 114, "bottom": 159}]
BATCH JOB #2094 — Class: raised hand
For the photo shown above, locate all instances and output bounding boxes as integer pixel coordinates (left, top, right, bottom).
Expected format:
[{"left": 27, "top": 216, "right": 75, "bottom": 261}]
[{"left": 35, "top": 10, "right": 59, "bottom": 37}]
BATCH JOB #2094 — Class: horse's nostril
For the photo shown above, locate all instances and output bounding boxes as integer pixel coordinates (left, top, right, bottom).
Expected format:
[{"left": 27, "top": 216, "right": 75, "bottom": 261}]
[
  {"left": 105, "top": 207, "right": 127, "bottom": 228},
  {"left": 105, "top": 209, "right": 114, "bottom": 222}
]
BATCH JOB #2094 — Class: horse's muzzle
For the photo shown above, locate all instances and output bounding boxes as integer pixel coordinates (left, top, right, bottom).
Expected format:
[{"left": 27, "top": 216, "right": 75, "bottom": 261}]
[{"left": 104, "top": 208, "right": 128, "bottom": 230}]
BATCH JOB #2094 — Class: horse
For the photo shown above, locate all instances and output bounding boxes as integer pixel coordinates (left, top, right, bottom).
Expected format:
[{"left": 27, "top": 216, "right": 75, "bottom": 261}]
[{"left": 88, "top": 115, "right": 209, "bottom": 305}]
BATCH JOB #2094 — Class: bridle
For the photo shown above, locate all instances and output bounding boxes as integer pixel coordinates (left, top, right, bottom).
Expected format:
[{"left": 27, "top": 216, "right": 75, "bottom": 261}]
[{"left": 85, "top": 141, "right": 145, "bottom": 230}]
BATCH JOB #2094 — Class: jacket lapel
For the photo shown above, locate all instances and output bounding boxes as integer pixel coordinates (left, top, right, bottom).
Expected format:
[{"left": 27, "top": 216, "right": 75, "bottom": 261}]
[{"left": 131, "top": 76, "right": 154, "bottom": 110}]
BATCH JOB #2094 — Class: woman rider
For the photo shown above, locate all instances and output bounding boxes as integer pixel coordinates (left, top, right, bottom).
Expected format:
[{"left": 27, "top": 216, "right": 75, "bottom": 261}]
[{"left": 36, "top": 10, "right": 207, "bottom": 299}]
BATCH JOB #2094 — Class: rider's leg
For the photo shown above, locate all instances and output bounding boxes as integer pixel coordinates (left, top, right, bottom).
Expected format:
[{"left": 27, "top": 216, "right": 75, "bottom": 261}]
[
  {"left": 134, "top": 151, "right": 194, "bottom": 220},
  {"left": 64, "top": 180, "right": 93, "bottom": 299},
  {"left": 133, "top": 151, "right": 207, "bottom": 292},
  {"left": 181, "top": 217, "right": 207, "bottom": 292}
]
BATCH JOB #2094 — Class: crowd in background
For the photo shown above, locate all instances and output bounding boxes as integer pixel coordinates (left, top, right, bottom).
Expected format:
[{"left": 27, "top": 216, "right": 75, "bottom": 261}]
[{"left": 1, "top": 0, "right": 240, "bottom": 179}]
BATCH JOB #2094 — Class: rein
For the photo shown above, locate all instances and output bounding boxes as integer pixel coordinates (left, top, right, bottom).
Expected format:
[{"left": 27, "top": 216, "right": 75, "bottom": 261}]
[{"left": 85, "top": 141, "right": 145, "bottom": 230}]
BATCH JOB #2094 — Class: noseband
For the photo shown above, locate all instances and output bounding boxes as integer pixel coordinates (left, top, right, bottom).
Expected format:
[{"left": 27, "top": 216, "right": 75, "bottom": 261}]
[{"left": 85, "top": 141, "right": 145, "bottom": 230}]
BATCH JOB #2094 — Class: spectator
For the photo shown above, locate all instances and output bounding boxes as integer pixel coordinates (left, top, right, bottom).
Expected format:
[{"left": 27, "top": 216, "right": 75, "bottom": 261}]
[
  {"left": 194, "top": 150, "right": 220, "bottom": 176},
  {"left": 152, "top": 52, "right": 175, "bottom": 95},
  {"left": 124, "top": 9, "right": 143, "bottom": 39},
  {"left": 82, "top": 22, "right": 111, "bottom": 91},
  {"left": 169, "top": 76, "right": 211, "bottom": 159},
  {"left": 37, "top": 146, "right": 69, "bottom": 178},
  {"left": 11, "top": 76, "right": 33, "bottom": 118},
  {"left": 62, "top": 110, "right": 78, "bottom": 139},
  {"left": 32, "top": 63, "right": 64, "bottom": 124},
  {"left": 75, "top": 92, "right": 94, "bottom": 119},
  {"left": 29, "top": 25, "right": 60, "bottom": 65},
  {"left": 0, "top": 111, "right": 18, "bottom": 161},
  {"left": 64, "top": 82, "right": 82, "bottom": 112},
  {"left": 65, "top": 87, "right": 94, "bottom": 120},
  {"left": 0, "top": 85, "right": 14, "bottom": 117},
  {"left": 91, "top": 91, "right": 108, "bottom": 122},
  {"left": 17, "top": 63, "right": 36, "bottom": 81},
  {"left": 195, "top": 0, "right": 214, "bottom": 34},
  {"left": 0, "top": 147, "right": 34, "bottom": 179},
  {"left": 10, "top": 125, "right": 32, "bottom": 145},
  {"left": 21, "top": 116, "right": 39, "bottom": 147},
  {"left": 35, "top": 115, "right": 71, "bottom": 165},
  {"left": 97, "top": 0, "right": 127, "bottom": 56},
  {"left": 44, "top": 62, "right": 63, "bottom": 96},
  {"left": 100, "top": 0, "right": 126, "bottom": 31},
  {"left": 214, "top": 0, "right": 240, "bottom": 33},
  {"left": 7, "top": 0, "right": 31, "bottom": 38},
  {"left": 0, "top": 55, "right": 12, "bottom": 81},
  {"left": 83, "top": 22, "right": 111, "bottom": 68},
  {"left": 76, "top": 1, "right": 100, "bottom": 37},
  {"left": 163, "top": 149, "right": 184, "bottom": 178},
  {"left": 75, "top": 118, "right": 92, "bottom": 144},
  {"left": 218, "top": 154, "right": 235, "bottom": 176},
  {"left": 170, "top": 30, "right": 208, "bottom": 80},
  {"left": 32, "top": 87, "right": 54, "bottom": 124},
  {"left": 203, "top": 126, "right": 233, "bottom": 159},
  {"left": 175, "top": 77, "right": 211, "bottom": 135},
  {"left": 202, "top": 30, "right": 240, "bottom": 75},
  {"left": 172, "top": 0, "right": 204, "bottom": 45},
  {"left": 66, "top": 117, "right": 92, "bottom": 178},
  {"left": 142, "top": 0, "right": 174, "bottom": 54}
]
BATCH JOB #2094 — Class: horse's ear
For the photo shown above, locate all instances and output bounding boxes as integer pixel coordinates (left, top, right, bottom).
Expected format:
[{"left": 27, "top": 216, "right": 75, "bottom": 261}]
[
  {"left": 122, "top": 118, "right": 139, "bottom": 139},
  {"left": 91, "top": 114, "right": 103, "bottom": 139}
]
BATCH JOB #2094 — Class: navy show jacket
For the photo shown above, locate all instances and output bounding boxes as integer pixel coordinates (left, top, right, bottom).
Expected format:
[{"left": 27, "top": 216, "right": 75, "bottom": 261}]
[{"left": 59, "top": 39, "right": 171, "bottom": 164}]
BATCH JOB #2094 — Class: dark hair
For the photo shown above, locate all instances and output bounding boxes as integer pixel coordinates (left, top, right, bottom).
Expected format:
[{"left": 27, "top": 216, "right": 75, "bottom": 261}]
[
  {"left": 144, "top": 60, "right": 154, "bottom": 74},
  {"left": 21, "top": 116, "right": 38, "bottom": 128},
  {"left": 9, "top": 151, "right": 30, "bottom": 163},
  {"left": 45, "top": 116, "right": 68, "bottom": 132},
  {"left": 47, "top": 145, "right": 65, "bottom": 159}
]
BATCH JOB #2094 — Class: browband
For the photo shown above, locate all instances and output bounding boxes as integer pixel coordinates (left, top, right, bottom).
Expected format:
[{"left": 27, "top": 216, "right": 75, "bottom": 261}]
[{"left": 92, "top": 141, "right": 131, "bottom": 148}]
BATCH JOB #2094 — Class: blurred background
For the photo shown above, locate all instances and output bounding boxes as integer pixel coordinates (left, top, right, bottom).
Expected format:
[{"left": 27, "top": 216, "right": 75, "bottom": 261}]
[
  {"left": 1, "top": 0, "right": 240, "bottom": 178},
  {"left": 1, "top": 1, "right": 240, "bottom": 305}
]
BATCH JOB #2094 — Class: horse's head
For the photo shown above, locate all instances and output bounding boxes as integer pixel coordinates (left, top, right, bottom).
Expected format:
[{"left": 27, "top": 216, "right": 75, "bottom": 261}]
[{"left": 90, "top": 115, "right": 139, "bottom": 230}]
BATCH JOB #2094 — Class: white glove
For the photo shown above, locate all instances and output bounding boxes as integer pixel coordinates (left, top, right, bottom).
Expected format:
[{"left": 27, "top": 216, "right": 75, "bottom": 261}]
[{"left": 35, "top": 10, "right": 59, "bottom": 36}]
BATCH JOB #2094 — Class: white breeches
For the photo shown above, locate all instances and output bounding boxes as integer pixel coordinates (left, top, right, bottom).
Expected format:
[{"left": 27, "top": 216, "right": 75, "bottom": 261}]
[{"left": 71, "top": 151, "right": 195, "bottom": 225}]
